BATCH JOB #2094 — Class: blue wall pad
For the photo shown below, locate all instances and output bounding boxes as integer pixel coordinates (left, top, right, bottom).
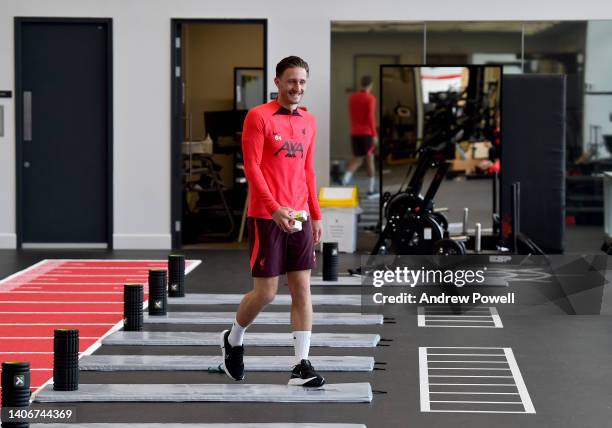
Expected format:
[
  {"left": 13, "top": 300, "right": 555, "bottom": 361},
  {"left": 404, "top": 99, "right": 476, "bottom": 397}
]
[
  {"left": 34, "top": 383, "right": 373, "bottom": 403},
  {"left": 102, "top": 332, "right": 381, "bottom": 347},
  {"left": 169, "top": 294, "right": 363, "bottom": 306},
  {"left": 79, "top": 355, "right": 375, "bottom": 372},
  {"left": 143, "top": 312, "right": 383, "bottom": 325}
]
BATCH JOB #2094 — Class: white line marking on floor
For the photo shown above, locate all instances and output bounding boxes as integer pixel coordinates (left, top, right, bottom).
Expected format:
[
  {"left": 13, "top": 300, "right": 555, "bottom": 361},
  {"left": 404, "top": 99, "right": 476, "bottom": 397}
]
[
  {"left": 0, "top": 323, "right": 116, "bottom": 326},
  {"left": 504, "top": 348, "right": 536, "bottom": 414},
  {"left": 0, "top": 337, "right": 99, "bottom": 340},
  {"left": 0, "top": 301, "right": 122, "bottom": 304},
  {"left": 419, "top": 347, "right": 430, "bottom": 412},
  {"left": 4, "top": 291, "right": 122, "bottom": 294},
  {"left": 419, "top": 306, "right": 503, "bottom": 328},
  {"left": 0, "top": 311, "right": 119, "bottom": 314},
  {"left": 491, "top": 307, "right": 504, "bottom": 328},
  {"left": 420, "top": 347, "right": 535, "bottom": 414}
]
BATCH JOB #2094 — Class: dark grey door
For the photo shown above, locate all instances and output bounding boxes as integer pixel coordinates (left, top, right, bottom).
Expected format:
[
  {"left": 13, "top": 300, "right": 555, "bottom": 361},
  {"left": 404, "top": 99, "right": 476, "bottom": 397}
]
[{"left": 17, "top": 20, "right": 111, "bottom": 247}]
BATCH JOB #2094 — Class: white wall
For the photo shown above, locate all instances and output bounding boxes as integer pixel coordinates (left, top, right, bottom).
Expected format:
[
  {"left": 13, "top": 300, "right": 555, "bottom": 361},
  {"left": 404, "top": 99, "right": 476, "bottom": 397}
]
[{"left": 1, "top": 0, "right": 611, "bottom": 249}]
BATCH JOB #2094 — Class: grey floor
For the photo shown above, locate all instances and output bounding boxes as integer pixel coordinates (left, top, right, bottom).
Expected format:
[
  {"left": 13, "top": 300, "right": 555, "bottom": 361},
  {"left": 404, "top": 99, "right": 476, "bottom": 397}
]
[{"left": 1, "top": 247, "right": 609, "bottom": 428}]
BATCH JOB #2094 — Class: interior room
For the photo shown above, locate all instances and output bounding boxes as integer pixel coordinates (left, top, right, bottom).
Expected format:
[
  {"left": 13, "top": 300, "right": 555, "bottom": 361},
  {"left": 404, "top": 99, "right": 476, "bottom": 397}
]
[{"left": 1, "top": 2, "right": 612, "bottom": 427}]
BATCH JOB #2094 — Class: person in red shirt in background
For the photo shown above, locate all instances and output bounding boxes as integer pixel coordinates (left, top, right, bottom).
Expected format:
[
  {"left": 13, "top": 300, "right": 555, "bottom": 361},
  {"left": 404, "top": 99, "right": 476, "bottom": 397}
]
[
  {"left": 342, "top": 75, "right": 378, "bottom": 197},
  {"left": 220, "top": 56, "right": 325, "bottom": 387}
]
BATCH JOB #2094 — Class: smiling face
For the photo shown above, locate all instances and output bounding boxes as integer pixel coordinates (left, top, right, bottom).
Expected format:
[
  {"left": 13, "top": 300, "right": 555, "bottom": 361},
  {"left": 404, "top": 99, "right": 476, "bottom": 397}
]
[{"left": 274, "top": 66, "right": 308, "bottom": 109}]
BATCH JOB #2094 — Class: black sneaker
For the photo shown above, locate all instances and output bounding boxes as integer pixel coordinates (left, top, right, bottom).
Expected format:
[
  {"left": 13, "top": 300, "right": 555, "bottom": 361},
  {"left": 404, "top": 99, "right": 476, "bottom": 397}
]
[
  {"left": 288, "top": 359, "right": 326, "bottom": 387},
  {"left": 220, "top": 329, "right": 245, "bottom": 381}
]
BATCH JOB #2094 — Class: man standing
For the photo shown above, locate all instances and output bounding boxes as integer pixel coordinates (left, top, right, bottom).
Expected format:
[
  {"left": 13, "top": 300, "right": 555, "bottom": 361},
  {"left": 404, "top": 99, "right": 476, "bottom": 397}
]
[
  {"left": 220, "top": 56, "right": 325, "bottom": 387},
  {"left": 342, "top": 75, "right": 378, "bottom": 197}
]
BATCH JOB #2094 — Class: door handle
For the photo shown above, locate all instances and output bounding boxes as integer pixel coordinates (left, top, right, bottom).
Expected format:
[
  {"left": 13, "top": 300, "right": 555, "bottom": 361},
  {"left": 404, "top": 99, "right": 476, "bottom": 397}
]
[
  {"left": 23, "top": 161, "right": 30, "bottom": 168},
  {"left": 23, "top": 91, "right": 32, "bottom": 141}
]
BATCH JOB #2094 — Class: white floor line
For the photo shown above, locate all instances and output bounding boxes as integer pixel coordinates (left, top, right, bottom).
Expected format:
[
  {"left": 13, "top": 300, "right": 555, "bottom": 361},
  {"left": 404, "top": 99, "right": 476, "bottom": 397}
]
[
  {"left": 429, "top": 383, "right": 516, "bottom": 386},
  {"left": 428, "top": 353, "right": 505, "bottom": 356},
  {"left": 0, "top": 337, "right": 99, "bottom": 340},
  {"left": 490, "top": 307, "right": 504, "bottom": 328},
  {"left": 429, "top": 368, "right": 511, "bottom": 371},
  {"left": 23, "top": 274, "right": 149, "bottom": 278},
  {"left": 13, "top": 282, "right": 142, "bottom": 285},
  {"left": 417, "top": 306, "right": 425, "bottom": 327},
  {"left": 420, "top": 307, "right": 503, "bottom": 329},
  {"left": 504, "top": 348, "right": 536, "bottom": 414},
  {"left": 425, "top": 320, "right": 494, "bottom": 323},
  {"left": 0, "top": 323, "right": 115, "bottom": 326},
  {"left": 428, "top": 375, "right": 513, "bottom": 378},
  {"left": 430, "top": 400, "right": 523, "bottom": 404},
  {"left": 419, "top": 347, "right": 430, "bottom": 412},
  {"left": 0, "top": 311, "right": 119, "bottom": 314},
  {"left": 2, "top": 291, "right": 122, "bottom": 294},
  {"left": 427, "top": 347, "right": 506, "bottom": 349},
  {"left": 0, "top": 301, "right": 122, "bottom": 304},
  {"left": 424, "top": 315, "right": 493, "bottom": 318},
  {"left": 429, "top": 392, "right": 520, "bottom": 395},
  {"left": 428, "top": 361, "right": 509, "bottom": 364},
  {"left": 422, "top": 347, "right": 535, "bottom": 414},
  {"left": 422, "top": 325, "right": 498, "bottom": 328},
  {"left": 426, "top": 410, "right": 529, "bottom": 414}
]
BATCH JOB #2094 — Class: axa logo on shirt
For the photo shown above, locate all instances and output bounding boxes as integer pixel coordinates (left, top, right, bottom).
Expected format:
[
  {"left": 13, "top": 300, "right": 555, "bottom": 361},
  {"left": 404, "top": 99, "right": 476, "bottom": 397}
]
[{"left": 274, "top": 141, "right": 304, "bottom": 158}]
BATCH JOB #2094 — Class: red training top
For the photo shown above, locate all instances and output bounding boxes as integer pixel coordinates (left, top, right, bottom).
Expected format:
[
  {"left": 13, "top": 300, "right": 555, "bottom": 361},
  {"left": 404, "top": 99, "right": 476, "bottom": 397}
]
[
  {"left": 349, "top": 91, "right": 377, "bottom": 136},
  {"left": 242, "top": 100, "right": 322, "bottom": 220}
]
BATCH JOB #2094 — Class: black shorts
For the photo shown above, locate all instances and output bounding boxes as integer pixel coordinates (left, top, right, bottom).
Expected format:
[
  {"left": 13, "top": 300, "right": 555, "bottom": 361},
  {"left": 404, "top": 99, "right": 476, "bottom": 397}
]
[
  {"left": 351, "top": 135, "right": 376, "bottom": 157},
  {"left": 248, "top": 217, "right": 316, "bottom": 277}
]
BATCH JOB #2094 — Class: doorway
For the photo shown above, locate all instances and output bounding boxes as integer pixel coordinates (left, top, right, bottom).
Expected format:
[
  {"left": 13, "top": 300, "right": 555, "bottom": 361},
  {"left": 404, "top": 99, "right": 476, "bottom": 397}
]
[
  {"left": 15, "top": 18, "right": 113, "bottom": 248},
  {"left": 171, "top": 19, "right": 267, "bottom": 248}
]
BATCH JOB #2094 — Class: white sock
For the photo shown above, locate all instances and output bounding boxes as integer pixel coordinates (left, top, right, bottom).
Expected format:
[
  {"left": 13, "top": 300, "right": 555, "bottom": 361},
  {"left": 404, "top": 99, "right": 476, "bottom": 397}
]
[
  {"left": 342, "top": 171, "right": 353, "bottom": 185},
  {"left": 369, "top": 176, "right": 375, "bottom": 193},
  {"left": 228, "top": 319, "right": 248, "bottom": 347},
  {"left": 292, "top": 331, "right": 311, "bottom": 364}
]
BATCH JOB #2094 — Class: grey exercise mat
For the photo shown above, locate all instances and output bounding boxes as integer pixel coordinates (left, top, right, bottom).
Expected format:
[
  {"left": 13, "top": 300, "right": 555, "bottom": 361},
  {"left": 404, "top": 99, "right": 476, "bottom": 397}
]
[
  {"left": 79, "top": 355, "right": 375, "bottom": 371},
  {"left": 143, "top": 312, "right": 382, "bottom": 325},
  {"left": 34, "top": 383, "right": 373, "bottom": 403},
  {"left": 32, "top": 425, "right": 366, "bottom": 428},
  {"left": 103, "top": 331, "right": 381, "bottom": 347},
  {"left": 309, "top": 275, "right": 363, "bottom": 286},
  {"left": 168, "top": 294, "right": 363, "bottom": 306}
]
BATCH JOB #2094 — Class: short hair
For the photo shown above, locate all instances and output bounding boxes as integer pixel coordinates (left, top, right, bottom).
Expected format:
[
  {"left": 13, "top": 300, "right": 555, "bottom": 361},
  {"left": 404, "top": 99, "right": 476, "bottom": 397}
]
[
  {"left": 361, "top": 75, "right": 373, "bottom": 88},
  {"left": 276, "top": 56, "right": 309, "bottom": 78}
]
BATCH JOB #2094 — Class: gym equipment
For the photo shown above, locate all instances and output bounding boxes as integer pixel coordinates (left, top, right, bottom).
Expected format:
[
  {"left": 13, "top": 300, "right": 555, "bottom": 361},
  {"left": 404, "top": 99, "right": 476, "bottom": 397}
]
[
  {"left": 123, "top": 284, "right": 143, "bottom": 331},
  {"left": 30, "top": 424, "right": 367, "bottom": 428},
  {"left": 34, "top": 382, "right": 373, "bottom": 403},
  {"left": 142, "top": 312, "right": 383, "bottom": 325},
  {"left": 103, "top": 332, "right": 381, "bottom": 348},
  {"left": 1, "top": 361, "right": 30, "bottom": 428},
  {"left": 168, "top": 254, "right": 186, "bottom": 297},
  {"left": 322, "top": 242, "right": 339, "bottom": 281},
  {"left": 79, "top": 355, "right": 375, "bottom": 372},
  {"left": 148, "top": 269, "right": 167, "bottom": 316},
  {"left": 374, "top": 101, "right": 469, "bottom": 255},
  {"left": 309, "top": 275, "right": 362, "bottom": 286},
  {"left": 168, "top": 293, "right": 363, "bottom": 306},
  {"left": 53, "top": 329, "right": 79, "bottom": 391}
]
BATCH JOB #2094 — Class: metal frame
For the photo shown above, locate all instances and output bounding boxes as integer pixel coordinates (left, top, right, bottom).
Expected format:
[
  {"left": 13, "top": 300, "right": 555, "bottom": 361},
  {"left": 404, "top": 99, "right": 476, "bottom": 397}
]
[{"left": 170, "top": 18, "right": 267, "bottom": 248}]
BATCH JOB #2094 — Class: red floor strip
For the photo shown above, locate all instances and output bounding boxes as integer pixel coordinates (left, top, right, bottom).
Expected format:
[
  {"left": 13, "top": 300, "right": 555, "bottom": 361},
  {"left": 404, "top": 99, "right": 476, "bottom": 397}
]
[{"left": 0, "top": 258, "right": 200, "bottom": 400}]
